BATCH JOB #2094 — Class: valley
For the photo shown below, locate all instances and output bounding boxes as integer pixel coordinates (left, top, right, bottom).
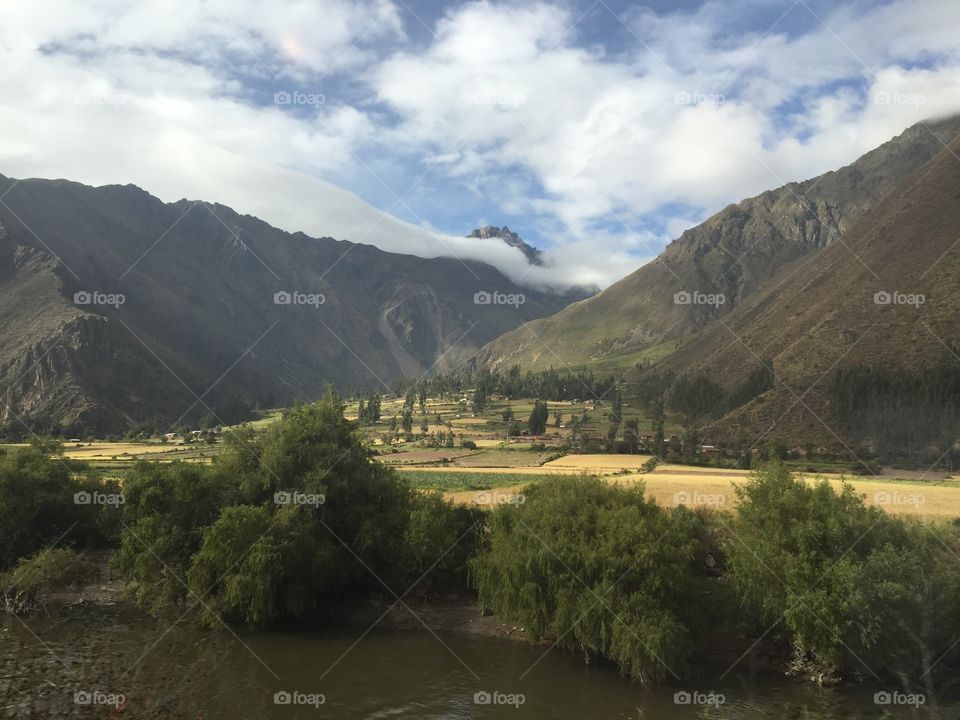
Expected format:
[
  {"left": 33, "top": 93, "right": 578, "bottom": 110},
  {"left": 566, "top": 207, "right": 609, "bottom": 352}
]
[{"left": 3, "top": 8, "right": 960, "bottom": 714}]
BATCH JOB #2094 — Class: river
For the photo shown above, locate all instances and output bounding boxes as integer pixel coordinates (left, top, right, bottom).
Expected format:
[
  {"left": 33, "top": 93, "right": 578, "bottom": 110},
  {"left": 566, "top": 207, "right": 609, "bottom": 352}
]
[{"left": 1, "top": 606, "right": 953, "bottom": 718}]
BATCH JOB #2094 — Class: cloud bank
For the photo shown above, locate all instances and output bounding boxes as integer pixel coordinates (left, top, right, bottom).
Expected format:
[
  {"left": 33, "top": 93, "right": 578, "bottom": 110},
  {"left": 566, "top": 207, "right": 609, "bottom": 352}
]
[{"left": 1, "top": 0, "right": 959, "bottom": 289}]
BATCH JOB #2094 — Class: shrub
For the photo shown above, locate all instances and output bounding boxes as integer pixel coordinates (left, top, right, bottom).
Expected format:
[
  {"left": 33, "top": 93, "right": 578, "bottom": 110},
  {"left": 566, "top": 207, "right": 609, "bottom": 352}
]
[
  {"left": 6, "top": 548, "right": 97, "bottom": 596},
  {"left": 726, "top": 462, "right": 960, "bottom": 679},
  {"left": 119, "top": 387, "right": 476, "bottom": 624},
  {"left": 0, "top": 445, "right": 119, "bottom": 571},
  {"left": 470, "top": 475, "right": 725, "bottom": 684}
]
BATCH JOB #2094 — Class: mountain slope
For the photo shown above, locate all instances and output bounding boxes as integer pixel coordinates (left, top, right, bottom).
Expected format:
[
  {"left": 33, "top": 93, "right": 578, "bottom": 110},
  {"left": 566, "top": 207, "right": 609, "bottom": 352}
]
[
  {"left": 0, "top": 177, "right": 587, "bottom": 434},
  {"left": 474, "top": 116, "right": 960, "bottom": 372},
  {"left": 652, "top": 130, "right": 960, "bottom": 453}
]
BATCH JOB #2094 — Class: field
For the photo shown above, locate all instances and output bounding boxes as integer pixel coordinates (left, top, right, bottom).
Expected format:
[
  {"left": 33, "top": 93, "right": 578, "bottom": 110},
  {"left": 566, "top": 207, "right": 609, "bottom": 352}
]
[
  {"left": 17, "top": 395, "right": 960, "bottom": 520},
  {"left": 427, "top": 455, "right": 960, "bottom": 519},
  {"left": 398, "top": 470, "right": 559, "bottom": 492}
]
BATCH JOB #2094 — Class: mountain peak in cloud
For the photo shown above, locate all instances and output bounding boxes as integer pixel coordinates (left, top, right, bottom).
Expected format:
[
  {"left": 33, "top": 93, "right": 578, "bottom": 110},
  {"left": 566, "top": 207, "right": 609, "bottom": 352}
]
[{"left": 467, "top": 225, "right": 543, "bottom": 266}]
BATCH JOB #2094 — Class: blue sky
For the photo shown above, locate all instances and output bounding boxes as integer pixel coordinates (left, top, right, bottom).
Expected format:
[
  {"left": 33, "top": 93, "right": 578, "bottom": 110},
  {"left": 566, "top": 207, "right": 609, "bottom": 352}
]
[{"left": 2, "top": 0, "right": 960, "bottom": 288}]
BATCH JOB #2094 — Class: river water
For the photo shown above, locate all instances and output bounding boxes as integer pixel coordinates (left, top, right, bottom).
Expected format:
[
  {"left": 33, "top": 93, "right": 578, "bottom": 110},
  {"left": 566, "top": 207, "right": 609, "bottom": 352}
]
[{"left": 1, "top": 606, "right": 954, "bottom": 718}]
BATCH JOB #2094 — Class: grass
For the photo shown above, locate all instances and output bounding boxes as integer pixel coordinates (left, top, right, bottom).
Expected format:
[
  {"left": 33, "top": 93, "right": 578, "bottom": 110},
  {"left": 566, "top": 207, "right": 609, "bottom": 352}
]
[{"left": 398, "top": 469, "right": 560, "bottom": 492}]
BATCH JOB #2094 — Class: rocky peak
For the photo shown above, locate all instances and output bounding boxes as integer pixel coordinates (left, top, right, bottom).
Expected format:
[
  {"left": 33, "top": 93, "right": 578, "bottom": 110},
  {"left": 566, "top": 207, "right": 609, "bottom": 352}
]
[{"left": 468, "top": 225, "right": 543, "bottom": 265}]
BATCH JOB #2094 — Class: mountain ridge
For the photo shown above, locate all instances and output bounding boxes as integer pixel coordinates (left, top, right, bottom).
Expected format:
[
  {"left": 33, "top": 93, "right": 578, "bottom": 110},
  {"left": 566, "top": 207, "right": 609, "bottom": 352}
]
[
  {"left": 0, "top": 175, "right": 589, "bottom": 435},
  {"left": 472, "top": 116, "right": 960, "bottom": 373}
]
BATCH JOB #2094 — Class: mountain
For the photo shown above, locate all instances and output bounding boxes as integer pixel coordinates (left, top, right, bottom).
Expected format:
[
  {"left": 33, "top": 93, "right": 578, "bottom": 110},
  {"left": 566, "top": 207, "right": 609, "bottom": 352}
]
[
  {"left": 0, "top": 176, "right": 588, "bottom": 435},
  {"left": 468, "top": 226, "right": 543, "bottom": 265},
  {"left": 473, "top": 116, "right": 960, "bottom": 373},
  {"left": 652, "top": 129, "right": 960, "bottom": 453}
]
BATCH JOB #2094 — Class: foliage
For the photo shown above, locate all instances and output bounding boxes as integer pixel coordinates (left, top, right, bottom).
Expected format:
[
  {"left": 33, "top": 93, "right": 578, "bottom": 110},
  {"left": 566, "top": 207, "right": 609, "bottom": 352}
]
[
  {"left": 0, "top": 445, "right": 119, "bottom": 571},
  {"left": 832, "top": 358, "right": 960, "bottom": 466},
  {"left": 117, "top": 387, "right": 474, "bottom": 624},
  {"left": 357, "top": 393, "right": 382, "bottom": 424},
  {"left": 392, "top": 366, "right": 618, "bottom": 405},
  {"left": 116, "top": 461, "right": 238, "bottom": 612},
  {"left": 470, "top": 475, "right": 725, "bottom": 684},
  {"left": 527, "top": 399, "right": 549, "bottom": 435},
  {"left": 726, "top": 462, "right": 960, "bottom": 679},
  {"left": 5, "top": 548, "right": 97, "bottom": 596}
]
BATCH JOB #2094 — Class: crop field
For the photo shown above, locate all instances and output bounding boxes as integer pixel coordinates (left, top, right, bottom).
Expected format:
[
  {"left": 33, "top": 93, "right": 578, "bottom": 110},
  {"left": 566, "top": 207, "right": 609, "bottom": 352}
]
[
  {"left": 56, "top": 442, "right": 221, "bottom": 467},
  {"left": 442, "top": 463, "right": 960, "bottom": 519},
  {"left": 20, "top": 394, "right": 959, "bottom": 521},
  {"left": 398, "top": 469, "right": 555, "bottom": 492},
  {"left": 377, "top": 449, "right": 480, "bottom": 465},
  {"left": 542, "top": 453, "right": 657, "bottom": 473}
]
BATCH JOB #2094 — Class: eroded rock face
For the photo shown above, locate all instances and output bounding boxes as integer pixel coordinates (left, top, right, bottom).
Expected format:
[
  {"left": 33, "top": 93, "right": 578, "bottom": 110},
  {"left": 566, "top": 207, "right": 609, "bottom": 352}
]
[
  {"left": 0, "top": 180, "right": 588, "bottom": 435},
  {"left": 473, "top": 115, "right": 960, "bottom": 372}
]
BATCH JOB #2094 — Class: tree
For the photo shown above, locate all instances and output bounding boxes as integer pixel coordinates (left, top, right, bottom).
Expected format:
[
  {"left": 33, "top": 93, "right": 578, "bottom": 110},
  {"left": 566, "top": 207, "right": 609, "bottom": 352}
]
[
  {"left": 471, "top": 476, "right": 720, "bottom": 684},
  {"left": 0, "top": 445, "right": 118, "bottom": 571},
  {"left": 611, "top": 388, "right": 623, "bottom": 424},
  {"left": 623, "top": 419, "right": 639, "bottom": 454},
  {"left": 726, "top": 463, "right": 960, "bottom": 679},
  {"left": 652, "top": 397, "right": 666, "bottom": 458},
  {"left": 120, "top": 388, "right": 476, "bottom": 625},
  {"left": 527, "top": 400, "right": 549, "bottom": 436},
  {"left": 472, "top": 386, "right": 488, "bottom": 413},
  {"left": 358, "top": 393, "right": 382, "bottom": 424},
  {"left": 501, "top": 406, "right": 514, "bottom": 422}
]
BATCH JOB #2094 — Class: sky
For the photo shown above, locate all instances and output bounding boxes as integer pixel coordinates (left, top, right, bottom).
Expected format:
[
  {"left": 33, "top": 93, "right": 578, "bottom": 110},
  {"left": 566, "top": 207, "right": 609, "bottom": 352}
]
[{"left": 2, "top": 0, "right": 960, "bottom": 290}]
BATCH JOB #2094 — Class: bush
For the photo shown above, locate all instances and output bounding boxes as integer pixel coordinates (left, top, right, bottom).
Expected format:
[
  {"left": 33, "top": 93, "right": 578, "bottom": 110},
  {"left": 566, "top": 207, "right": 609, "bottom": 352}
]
[
  {"left": 470, "top": 475, "right": 727, "bottom": 684},
  {"left": 726, "top": 462, "right": 960, "bottom": 679},
  {"left": 6, "top": 548, "right": 97, "bottom": 596},
  {"left": 461, "top": 440, "right": 478, "bottom": 450},
  {"left": 118, "top": 387, "right": 477, "bottom": 624},
  {"left": 0, "top": 444, "right": 119, "bottom": 571}
]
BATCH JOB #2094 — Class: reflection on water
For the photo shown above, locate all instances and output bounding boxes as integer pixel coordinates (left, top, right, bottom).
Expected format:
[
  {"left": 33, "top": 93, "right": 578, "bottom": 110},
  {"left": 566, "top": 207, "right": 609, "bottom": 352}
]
[{"left": 1, "top": 606, "right": 956, "bottom": 719}]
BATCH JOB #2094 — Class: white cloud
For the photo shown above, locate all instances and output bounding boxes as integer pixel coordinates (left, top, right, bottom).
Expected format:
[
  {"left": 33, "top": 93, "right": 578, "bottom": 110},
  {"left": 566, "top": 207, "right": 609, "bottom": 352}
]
[
  {"left": 1, "top": 0, "right": 959, "bottom": 292},
  {"left": 372, "top": 0, "right": 960, "bottom": 264}
]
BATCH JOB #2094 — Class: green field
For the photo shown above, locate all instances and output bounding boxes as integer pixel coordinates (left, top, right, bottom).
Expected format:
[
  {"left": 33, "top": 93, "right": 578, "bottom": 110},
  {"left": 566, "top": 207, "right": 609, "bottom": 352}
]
[{"left": 398, "top": 470, "right": 554, "bottom": 491}]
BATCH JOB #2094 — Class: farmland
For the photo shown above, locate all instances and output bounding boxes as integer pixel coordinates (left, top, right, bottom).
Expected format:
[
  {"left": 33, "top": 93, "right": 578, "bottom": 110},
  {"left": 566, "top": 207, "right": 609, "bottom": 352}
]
[{"left": 19, "top": 392, "right": 960, "bottom": 520}]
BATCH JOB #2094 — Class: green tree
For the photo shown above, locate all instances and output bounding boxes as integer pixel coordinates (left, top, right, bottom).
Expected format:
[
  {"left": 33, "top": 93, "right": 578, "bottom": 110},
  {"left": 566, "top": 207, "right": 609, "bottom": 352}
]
[
  {"left": 471, "top": 476, "right": 721, "bottom": 684},
  {"left": 726, "top": 463, "right": 960, "bottom": 679},
  {"left": 652, "top": 397, "right": 666, "bottom": 458},
  {"left": 527, "top": 399, "right": 549, "bottom": 435}
]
